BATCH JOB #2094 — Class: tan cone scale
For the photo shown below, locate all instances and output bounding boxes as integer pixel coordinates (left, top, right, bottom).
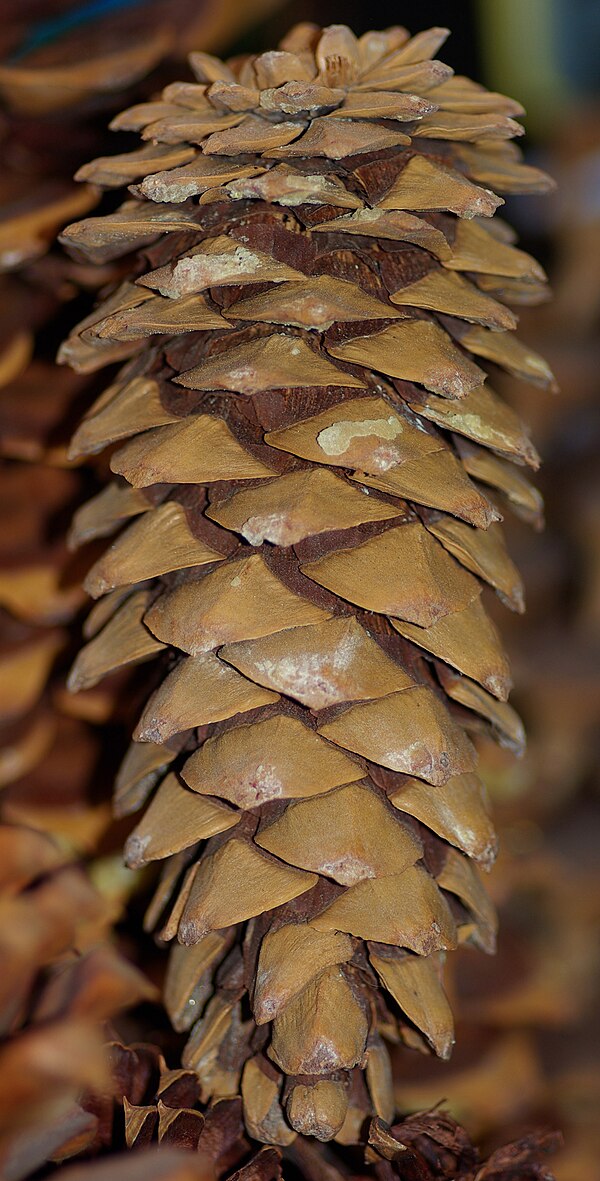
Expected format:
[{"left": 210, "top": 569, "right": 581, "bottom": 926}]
[{"left": 60, "top": 22, "right": 554, "bottom": 1147}]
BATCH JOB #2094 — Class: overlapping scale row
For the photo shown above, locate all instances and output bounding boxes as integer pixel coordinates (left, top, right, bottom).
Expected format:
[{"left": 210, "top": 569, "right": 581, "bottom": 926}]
[{"left": 60, "top": 22, "right": 554, "bottom": 1146}]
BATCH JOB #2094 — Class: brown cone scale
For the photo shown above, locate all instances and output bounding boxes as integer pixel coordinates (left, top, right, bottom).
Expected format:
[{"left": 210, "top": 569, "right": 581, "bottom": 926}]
[{"left": 60, "top": 22, "right": 554, "bottom": 1145}]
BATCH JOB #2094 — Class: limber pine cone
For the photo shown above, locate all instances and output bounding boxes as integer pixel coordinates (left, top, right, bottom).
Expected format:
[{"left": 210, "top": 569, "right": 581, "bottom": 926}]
[{"left": 59, "top": 22, "right": 556, "bottom": 1145}]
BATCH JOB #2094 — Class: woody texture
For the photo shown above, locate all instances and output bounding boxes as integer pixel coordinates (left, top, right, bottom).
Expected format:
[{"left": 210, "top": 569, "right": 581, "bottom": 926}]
[{"left": 59, "top": 22, "right": 555, "bottom": 1146}]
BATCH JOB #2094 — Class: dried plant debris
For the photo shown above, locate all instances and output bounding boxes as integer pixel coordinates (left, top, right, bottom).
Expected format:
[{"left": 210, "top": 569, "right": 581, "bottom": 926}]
[
  {"left": 0, "top": 824, "right": 154, "bottom": 1180},
  {"left": 367, "top": 1112, "right": 558, "bottom": 1180},
  {"left": 61, "top": 21, "right": 554, "bottom": 1144},
  {"left": 0, "top": 189, "right": 132, "bottom": 827},
  {"left": 63, "top": 1041, "right": 558, "bottom": 1181},
  {"left": 0, "top": 260, "right": 103, "bottom": 815}
]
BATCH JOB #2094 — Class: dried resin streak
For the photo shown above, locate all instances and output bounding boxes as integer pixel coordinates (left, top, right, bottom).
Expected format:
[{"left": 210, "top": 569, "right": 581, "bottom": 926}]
[{"left": 60, "top": 23, "right": 555, "bottom": 1145}]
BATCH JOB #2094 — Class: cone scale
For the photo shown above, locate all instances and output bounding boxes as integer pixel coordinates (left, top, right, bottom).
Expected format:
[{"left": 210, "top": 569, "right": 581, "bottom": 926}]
[{"left": 60, "top": 23, "right": 554, "bottom": 1146}]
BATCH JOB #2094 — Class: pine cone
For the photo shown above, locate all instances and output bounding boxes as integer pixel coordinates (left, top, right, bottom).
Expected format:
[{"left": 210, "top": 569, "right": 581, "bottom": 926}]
[{"left": 60, "top": 23, "right": 555, "bottom": 1144}]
